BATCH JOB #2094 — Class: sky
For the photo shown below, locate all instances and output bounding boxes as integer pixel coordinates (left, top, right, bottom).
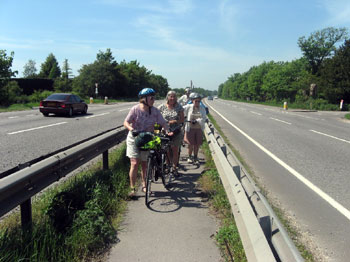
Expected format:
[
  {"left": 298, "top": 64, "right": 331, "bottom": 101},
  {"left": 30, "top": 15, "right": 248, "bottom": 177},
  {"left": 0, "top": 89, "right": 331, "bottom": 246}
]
[{"left": 1, "top": 0, "right": 350, "bottom": 91}]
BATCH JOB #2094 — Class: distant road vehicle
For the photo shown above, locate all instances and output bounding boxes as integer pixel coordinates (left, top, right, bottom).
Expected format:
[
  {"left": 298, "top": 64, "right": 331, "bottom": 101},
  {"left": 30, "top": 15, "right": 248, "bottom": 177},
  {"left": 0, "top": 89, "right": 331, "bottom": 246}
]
[
  {"left": 39, "top": 93, "right": 88, "bottom": 117},
  {"left": 207, "top": 96, "right": 213, "bottom": 100}
]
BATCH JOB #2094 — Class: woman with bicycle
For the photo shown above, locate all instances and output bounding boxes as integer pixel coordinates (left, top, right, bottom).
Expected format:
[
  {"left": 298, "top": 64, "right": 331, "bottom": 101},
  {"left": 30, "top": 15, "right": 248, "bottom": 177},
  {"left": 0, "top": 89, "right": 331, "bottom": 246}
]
[
  {"left": 183, "top": 93, "right": 207, "bottom": 164},
  {"left": 124, "top": 88, "right": 171, "bottom": 197},
  {"left": 158, "top": 90, "right": 184, "bottom": 176}
]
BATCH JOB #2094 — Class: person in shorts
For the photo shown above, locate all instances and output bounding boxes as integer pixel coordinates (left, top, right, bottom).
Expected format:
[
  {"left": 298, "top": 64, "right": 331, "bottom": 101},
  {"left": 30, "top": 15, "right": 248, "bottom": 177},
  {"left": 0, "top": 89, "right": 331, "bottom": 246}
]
[
  {"left": 158, "top": 90, "right": 184, "bottom": 176},
  {"left": 124, "top": 88, "right": 171, "bottom": 197}
]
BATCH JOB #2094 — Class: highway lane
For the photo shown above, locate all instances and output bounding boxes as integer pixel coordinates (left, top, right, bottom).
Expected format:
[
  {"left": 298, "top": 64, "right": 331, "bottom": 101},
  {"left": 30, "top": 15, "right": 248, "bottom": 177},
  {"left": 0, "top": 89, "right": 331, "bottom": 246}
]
[
  {"left": 206, "top": 99, "right": 350, "bottom": 262},
  {"left": 0, "top": 102, "right": 136, "bottom": 174}
]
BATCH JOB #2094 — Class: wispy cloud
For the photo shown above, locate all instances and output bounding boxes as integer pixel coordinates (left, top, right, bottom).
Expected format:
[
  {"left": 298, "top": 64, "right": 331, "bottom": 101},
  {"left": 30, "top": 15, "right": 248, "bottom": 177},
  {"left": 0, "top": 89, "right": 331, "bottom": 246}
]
[
  {"left": 321, "top": 0, "right": 350, "bottom": 24},
  {"left": 0, "top": 37, "right": 54, "bottom": 50},
  {"left": 97, "top": 0, "right": 193, "bottom": 14},
  {"left": 218, "top": 0, "right": 241, "bottom": 35}
]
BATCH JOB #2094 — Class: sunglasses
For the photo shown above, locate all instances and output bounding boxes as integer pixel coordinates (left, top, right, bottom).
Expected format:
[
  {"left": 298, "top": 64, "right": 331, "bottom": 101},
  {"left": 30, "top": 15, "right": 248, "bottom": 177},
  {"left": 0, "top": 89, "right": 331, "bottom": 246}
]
[
  {"left": 147, "top": 96, "right": 155, "bottom": 100},
  {"left": 194, "top": 100, "right": 200, "bottom": 103}
]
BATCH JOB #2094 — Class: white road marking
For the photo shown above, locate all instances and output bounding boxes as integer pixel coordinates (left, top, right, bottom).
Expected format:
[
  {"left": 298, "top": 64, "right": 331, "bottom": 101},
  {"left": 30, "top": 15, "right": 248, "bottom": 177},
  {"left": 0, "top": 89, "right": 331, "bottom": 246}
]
[
  {"left": 207, "top": 103, "right": 350, "bottom": 221},
  {"left": 85, "top": 112, "right": 110, "bottom": 119},
  {"left": 8, "top": 122, "right": 67, "bottom": 135},
  {"left": 119, "top": 108, "right": 131, "bottom": 112},
  {"left": 8, "top": 116, "right": 19, "bottom": 119},
  {"left": 310, "top": 130, "right": 350, "bottom": 144},
  {"left": 269, "top": 117, "right": 291, "bottom": 125},
  {"left": 251, "top": 111, "right": 262, "bottom": 116}
]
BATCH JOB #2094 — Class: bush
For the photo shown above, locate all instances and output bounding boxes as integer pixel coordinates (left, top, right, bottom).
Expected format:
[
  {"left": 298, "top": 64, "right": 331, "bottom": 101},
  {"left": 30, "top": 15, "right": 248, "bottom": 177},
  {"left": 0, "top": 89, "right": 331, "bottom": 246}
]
[{"left": 28, "top": 90, "right": 54, "bottom": 103}]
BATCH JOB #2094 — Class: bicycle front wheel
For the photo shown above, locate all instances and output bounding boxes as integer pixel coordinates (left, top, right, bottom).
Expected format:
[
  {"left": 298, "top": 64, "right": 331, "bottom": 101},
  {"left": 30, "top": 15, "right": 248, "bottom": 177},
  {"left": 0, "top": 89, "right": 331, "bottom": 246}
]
[
  {"left": 145, "top": 156, "right": 156, "bottom": 206},
  {"left": 161, "top": 151, "right": 172, "bottom": 189}
]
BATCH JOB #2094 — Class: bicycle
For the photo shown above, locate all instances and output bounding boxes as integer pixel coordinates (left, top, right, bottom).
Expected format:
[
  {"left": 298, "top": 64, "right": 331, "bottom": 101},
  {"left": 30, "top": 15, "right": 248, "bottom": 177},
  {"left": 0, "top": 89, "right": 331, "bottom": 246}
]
[{"left": 135, "top": 131, "right": 173, "bottom": 206}]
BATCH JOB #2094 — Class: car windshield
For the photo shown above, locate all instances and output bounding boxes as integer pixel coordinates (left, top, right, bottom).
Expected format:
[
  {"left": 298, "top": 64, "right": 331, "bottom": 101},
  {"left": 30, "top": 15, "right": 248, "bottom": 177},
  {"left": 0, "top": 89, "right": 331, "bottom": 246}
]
[{"left": 47, "top": 94, "right": 69, "bottom": 100}]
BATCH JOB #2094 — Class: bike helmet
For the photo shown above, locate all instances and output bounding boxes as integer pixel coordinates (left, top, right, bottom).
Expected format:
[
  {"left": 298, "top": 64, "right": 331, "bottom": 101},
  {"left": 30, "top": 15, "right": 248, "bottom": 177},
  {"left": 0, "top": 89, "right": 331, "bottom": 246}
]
[
  {"left": 189, "top": 92, "right": 201, "bottom": 100},
  {"left": 138, "top": 88, "right": 155, "bottom": 98},
  {"left": 185, "top": 88, "right": 191, "bottom": 93}
]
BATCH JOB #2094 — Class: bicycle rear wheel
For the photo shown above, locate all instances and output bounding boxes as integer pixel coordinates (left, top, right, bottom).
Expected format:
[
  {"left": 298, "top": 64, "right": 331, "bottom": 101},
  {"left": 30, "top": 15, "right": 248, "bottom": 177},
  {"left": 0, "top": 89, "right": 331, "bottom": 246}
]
[
  {"left": 145, "top": 156, "right": 155, "bottom": 206},
  {"left": 161, "top": 151, "right": 172, "bottom": 189}
]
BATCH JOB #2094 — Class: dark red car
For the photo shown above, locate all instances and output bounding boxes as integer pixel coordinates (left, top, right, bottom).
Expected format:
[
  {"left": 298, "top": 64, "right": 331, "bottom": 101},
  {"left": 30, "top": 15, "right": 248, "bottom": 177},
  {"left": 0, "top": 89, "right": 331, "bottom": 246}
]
[{"left": 39, "top": 93, "right": 88, "bottom": 117}]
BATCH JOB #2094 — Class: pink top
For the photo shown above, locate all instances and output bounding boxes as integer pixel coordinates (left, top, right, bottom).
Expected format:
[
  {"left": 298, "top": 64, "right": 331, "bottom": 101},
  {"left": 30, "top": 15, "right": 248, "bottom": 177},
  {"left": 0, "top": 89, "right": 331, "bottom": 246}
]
[{"left": 125, "top": 104, "right": 168, "bottom": 132}]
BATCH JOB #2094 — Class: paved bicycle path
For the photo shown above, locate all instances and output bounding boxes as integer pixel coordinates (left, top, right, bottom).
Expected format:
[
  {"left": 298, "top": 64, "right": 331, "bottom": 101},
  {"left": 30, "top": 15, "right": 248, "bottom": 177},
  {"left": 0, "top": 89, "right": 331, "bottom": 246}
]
[{"left": 106, "top": 151, "right": 222, "bottom": 262}]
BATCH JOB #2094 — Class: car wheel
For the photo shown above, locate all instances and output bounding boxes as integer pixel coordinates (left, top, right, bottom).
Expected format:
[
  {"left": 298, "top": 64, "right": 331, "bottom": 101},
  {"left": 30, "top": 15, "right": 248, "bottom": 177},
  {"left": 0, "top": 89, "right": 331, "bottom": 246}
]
[
  {"left": 42, "top": 113, "right": 49, "bottom": 117},
  {"left": 82, "top": 106, "right": 87, "bottom": 115},
  {"left": 68, "top": 107, "right": 73, "bottom": 117}
]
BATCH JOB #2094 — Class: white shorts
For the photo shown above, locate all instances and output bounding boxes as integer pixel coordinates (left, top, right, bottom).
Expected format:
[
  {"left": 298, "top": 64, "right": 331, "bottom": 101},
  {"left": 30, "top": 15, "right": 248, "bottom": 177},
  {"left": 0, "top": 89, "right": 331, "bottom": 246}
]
[{"left": 126, "top": 131, "right": 149, "bottom": 161}]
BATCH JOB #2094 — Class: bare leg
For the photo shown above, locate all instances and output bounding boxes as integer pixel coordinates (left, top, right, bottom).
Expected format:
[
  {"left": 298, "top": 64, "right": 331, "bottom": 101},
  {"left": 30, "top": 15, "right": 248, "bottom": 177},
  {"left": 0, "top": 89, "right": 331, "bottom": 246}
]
[
  {"left": 129, "top": 158, "right": 139, "bottom": 188},
  {"left": 188, "top": 144, "right": 193, "bottom": 157},
  {"left": 193, "top": 145, "right": 200, "bottom": 157},
  {"left": 141, "top": 160, "right": 147, "bottom": 188},
  {"left": 172, "top": 145, "right": 179, "bottom": 168}
]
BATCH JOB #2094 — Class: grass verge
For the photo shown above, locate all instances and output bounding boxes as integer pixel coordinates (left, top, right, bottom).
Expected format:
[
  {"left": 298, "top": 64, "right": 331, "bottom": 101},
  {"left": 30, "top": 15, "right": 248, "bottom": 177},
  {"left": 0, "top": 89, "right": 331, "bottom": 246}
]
[
  {"left": 0, "top": 143, "right": 130, "bottom": 262},
  {"left": 345, "top": 113, "right": 350, "bottom": 120},
  {"left": 206, "top": 114, "right": 314, "bottom": 261},
  {"left": 198, "top": 141, "right": 247, "bottom": 261}
]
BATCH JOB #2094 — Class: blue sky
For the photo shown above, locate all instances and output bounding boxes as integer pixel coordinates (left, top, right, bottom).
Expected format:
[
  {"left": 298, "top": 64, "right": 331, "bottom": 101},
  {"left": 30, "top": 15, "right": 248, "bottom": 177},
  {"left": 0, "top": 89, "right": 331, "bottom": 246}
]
[{"left": 1, "top": 0, "right": 350, "bottom": 91}]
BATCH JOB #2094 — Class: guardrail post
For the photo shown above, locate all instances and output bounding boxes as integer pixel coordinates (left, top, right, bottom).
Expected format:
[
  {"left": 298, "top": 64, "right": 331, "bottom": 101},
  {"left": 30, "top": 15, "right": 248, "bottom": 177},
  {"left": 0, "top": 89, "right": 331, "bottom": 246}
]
[
  {"left": 220, "top": 144, "right": 227, "bottom": 156},
  {"left": 103, "top": 150, "right": 109, "bottom": 170},
  {"left": 259, "top": 216, "right": 272, "bottom": 242},
  {"left": 233, "top": 165, "right": 241, "bottom": 180},
  {"left": 20, "top": 198, "right": 32, "bottom": 232}
]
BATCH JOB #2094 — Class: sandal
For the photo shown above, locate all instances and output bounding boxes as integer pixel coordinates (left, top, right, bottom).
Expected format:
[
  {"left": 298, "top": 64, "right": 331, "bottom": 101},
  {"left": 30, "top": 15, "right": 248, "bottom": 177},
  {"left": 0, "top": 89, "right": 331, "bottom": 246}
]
[{"left": 173, "top": 167, "right": 179, "bottom": 177}]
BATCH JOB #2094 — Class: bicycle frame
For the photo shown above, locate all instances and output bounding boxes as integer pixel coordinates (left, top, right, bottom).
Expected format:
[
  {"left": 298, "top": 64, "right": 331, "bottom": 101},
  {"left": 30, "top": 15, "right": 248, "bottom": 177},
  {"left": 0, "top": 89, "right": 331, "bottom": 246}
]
[{"left": 145, "top": 134, "right": 172, "bottom": 207}]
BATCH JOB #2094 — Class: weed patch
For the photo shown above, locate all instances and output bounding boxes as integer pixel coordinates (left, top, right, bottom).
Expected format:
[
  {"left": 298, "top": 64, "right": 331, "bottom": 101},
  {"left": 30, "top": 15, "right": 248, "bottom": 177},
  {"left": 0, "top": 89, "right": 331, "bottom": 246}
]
[
  {"left": 0, "top": 144, "right": 130, "bottom": 262},
  {"left": 199, "top": 141, "right": 247, "bottom": 261}
]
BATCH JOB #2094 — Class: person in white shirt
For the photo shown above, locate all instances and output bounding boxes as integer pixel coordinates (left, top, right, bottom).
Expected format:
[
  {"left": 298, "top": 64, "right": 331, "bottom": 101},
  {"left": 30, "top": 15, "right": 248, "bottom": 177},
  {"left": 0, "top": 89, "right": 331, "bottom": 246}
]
[
  {"left": 178, "top": 88, "right": 191, "bottom": 106},
  {"left": 183, "top": 93, "right": 207, "bottom": 164}
]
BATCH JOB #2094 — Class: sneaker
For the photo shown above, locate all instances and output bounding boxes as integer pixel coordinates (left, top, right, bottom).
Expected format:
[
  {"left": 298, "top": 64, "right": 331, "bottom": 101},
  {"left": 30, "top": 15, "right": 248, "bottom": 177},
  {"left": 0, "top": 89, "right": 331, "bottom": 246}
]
[
  {"left": 194, "top": 157, "right": 200, "bottom": 164},
  {"left": 187, "top": 156, "right": 193, "bottom": 163}
]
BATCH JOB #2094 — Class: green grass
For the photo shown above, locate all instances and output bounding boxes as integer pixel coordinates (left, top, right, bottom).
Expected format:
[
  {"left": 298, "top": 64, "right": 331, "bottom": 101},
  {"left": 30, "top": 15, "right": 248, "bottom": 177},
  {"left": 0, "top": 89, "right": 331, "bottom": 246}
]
[
  {"left": 0, "top": 103, "right": 38, "bottom": 112},
  {"left": 0, "top": 143, "right": 130, "bottom": 262},
  {"left": 223, "top": 98, "right": 344, "bottom": 111},
  {"left": 199, "top": 141, "right": 247, "bottom": 262},
  {"left": 345, "top": 113, "right": 350, "bottom": 120},
  {"left": 206, "top": 113, "right": 314, "bottom": 261},
  {"left": 0, "top": 98, "right": 137, "bottom": 113}
]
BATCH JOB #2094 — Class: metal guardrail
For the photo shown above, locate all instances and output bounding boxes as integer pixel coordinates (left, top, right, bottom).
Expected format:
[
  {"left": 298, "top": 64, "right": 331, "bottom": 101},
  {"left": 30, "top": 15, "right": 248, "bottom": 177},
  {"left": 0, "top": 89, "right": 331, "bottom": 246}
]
[
  {"left": 1, "top": 116, "right": 303, "bottom": 261},
  {"left": 204, "top": 122, "right": 304, "bottom": 262},
  {"left": 0, "top": 127, "right": 128, "bottom": 230}
]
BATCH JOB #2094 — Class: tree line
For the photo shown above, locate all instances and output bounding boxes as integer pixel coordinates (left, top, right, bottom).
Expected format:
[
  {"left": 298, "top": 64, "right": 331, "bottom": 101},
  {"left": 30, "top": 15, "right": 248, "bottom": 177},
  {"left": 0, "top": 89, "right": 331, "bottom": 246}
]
[
  {"left": 218, "top": 27, "right": 350, "bottom": 110},
  {"left": 0, "top": 49, "right": 170, "bottom": 106}
]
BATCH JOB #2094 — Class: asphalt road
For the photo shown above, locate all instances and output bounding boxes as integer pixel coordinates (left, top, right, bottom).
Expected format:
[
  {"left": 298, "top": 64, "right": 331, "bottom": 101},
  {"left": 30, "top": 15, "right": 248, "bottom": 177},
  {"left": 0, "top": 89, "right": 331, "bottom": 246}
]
[
  {"left": 0, "top": 102, "right": 135, "bottom": 174},
  {"left": 205, "top": 98, "right": 350, "bottom": 262}
]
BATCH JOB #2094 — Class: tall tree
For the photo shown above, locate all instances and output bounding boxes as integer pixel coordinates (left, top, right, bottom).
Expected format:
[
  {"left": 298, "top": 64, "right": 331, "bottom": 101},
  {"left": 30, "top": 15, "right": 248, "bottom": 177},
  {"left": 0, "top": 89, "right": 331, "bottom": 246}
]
[
  {"left": 39, "top": 53, "right": 61, "bottom": 79},
  {"left": 320, "top": 40, "right": 350, "bottom": 104},
  {"left": 96, "top": 48, "right": 117, "bottom": 66},
  {"left": 22, "top": 59, "right": 37, "bottom": 78},
  {"left": 61, "top": 58, "right": 72, "bottom": 79},
  {"left": 0, "top": 50, "right": 17, "bottom": 105},
  {"left": 298, "top": 27, "right": 348, "bottom": 75}
]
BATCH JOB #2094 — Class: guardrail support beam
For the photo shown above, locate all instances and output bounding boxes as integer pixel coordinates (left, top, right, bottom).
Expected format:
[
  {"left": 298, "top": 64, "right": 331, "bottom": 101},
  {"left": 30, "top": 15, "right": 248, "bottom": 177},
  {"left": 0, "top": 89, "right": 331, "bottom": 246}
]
[
  {"left": 20, "top": 198, "right": 32, "bottom": 232},
  {"left": 103, "top": 150, "right": 109, "bottom": 170}
]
